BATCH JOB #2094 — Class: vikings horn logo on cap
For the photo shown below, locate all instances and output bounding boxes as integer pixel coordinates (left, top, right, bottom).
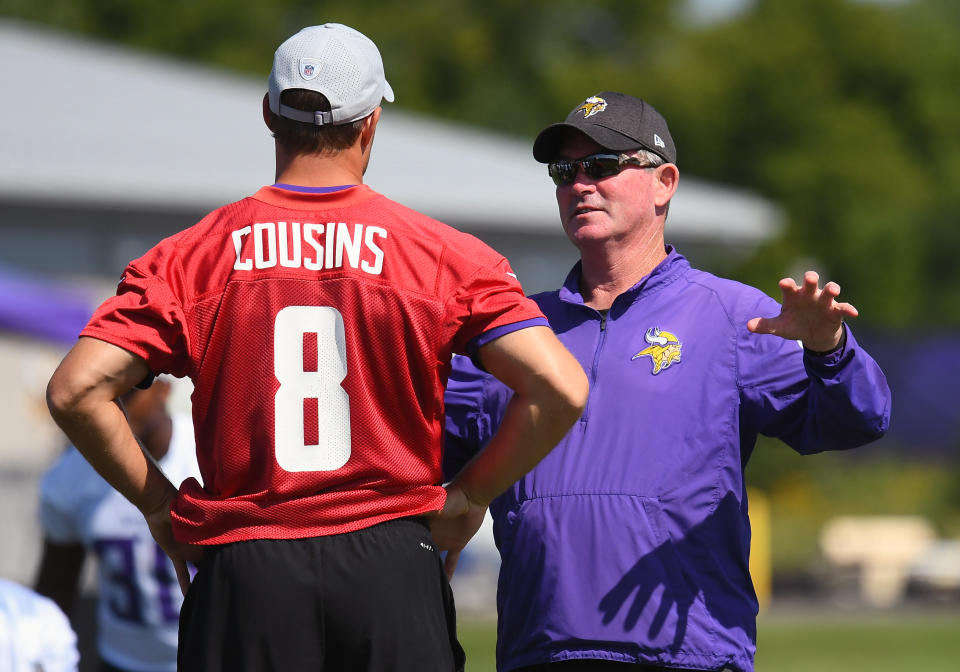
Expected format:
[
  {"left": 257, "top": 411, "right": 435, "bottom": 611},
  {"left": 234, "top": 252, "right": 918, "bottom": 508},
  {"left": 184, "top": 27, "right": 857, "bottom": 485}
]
[
  {"left": 576, "top": 96, "right": 607, "bottom": 119},
  {"left": 632, "top": 327, "right": 682, "bottom": 375}
]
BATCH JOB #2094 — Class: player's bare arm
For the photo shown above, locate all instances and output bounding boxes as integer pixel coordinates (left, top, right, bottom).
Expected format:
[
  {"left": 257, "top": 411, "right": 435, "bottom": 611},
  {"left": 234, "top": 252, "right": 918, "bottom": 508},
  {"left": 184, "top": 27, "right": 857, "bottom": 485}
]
[
  {"left": 46, "top": 337, "right": 201, "bottom": 593},
  {"left": 432, "top": 325, "right": 588, "bottom": 578},
  {"left": 747, "top": 270, "right": 858, "bottom": 352}
]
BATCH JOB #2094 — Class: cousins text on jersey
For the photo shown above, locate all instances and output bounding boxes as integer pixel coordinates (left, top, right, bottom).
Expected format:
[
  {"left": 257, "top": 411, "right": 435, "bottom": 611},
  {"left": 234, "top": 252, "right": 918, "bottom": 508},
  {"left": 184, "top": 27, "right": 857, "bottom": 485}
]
[{"left": 232, "top": 221, "right": 387, "bottom": 275}]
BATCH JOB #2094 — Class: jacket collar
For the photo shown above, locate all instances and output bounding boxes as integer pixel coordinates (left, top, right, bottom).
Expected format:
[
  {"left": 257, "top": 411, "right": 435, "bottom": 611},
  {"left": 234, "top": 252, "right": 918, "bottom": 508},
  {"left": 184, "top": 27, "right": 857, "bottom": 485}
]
[{"left": 558, "top": 245, "right": 689, "bottom": 308}]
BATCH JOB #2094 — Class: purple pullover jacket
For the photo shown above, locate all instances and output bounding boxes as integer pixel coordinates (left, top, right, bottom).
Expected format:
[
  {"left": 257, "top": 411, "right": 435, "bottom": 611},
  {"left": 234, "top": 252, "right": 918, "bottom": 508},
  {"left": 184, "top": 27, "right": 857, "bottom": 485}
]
[{"left": 444, "top": 248, "right": 891, "bottom": 672}]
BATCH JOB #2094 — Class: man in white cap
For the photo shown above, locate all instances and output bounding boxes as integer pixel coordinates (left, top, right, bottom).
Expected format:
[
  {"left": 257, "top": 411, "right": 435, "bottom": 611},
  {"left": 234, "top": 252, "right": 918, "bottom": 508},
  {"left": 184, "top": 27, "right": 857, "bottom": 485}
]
[{"left": 45, "top": 23, "right": 588, "bottom": 671}]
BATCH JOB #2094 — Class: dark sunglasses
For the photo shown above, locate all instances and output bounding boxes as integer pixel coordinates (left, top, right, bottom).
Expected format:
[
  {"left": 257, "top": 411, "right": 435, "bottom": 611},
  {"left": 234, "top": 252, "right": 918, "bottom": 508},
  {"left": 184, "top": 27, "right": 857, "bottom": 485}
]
[{"left": 547, "top": 152, "right": 659, "bottom": 186}]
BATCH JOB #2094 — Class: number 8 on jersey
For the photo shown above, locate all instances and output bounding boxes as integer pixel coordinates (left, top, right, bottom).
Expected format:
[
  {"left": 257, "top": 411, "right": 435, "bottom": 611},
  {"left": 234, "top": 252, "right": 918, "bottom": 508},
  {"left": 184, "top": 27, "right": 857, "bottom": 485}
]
[{"left": 274, "top": 305, "right": 351, "bottom": 472}]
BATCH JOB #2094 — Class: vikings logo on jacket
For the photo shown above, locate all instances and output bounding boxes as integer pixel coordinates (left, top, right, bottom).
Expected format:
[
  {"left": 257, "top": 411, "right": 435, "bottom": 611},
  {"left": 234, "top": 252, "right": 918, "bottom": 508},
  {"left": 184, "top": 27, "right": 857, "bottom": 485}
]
[
  {"left": 632, "top": 326, "right": 682, "bottom": 374},
  {"left": 576, "top": 96, "right": 607, "bottom": 119}
]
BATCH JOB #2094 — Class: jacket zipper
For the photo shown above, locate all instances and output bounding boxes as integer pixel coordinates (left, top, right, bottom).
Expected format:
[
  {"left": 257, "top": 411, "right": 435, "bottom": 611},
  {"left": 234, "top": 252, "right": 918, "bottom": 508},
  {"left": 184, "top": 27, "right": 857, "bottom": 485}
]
[{"left": 582, "top": 308, "right": 607, "bottom": 422}]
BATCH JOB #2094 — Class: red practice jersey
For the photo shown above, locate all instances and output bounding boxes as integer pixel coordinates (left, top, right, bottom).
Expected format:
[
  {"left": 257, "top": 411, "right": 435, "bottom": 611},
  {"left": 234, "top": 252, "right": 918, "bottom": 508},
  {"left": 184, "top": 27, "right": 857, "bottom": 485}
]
[{"left": 82, "top": 185, "right": 546, "bottom": 544}]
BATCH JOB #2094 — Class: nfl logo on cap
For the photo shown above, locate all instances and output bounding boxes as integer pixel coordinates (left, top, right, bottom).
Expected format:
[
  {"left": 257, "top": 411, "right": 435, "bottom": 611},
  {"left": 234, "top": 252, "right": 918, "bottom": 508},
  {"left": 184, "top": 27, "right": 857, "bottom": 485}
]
[{"left": 299, "top": 59, "right": 320, "bottom": 81}]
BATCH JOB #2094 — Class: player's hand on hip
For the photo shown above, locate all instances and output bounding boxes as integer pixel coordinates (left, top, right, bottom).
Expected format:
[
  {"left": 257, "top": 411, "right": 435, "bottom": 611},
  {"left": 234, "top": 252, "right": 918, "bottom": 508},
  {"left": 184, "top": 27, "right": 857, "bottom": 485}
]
[
  {"left": 427, "top": 483, "right": 488, "bottom": 580},
  {"left": 747, "top": 271, "right": 858, "bottom": 352},
  {"left": 142, "top": 486, "right": 205, "bottom": 595}
]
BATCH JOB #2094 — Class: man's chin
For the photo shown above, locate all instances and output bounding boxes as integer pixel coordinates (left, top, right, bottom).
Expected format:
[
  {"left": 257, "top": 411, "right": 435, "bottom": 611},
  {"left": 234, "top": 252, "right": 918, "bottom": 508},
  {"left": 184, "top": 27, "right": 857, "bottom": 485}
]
[{"left": 564, "top": 226, "right": 612, "bottom": 249}]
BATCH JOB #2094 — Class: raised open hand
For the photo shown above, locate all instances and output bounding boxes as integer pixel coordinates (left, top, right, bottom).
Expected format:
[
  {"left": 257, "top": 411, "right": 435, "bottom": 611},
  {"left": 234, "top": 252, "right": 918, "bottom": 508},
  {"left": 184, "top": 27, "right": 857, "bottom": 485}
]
[{"left": 747, "top": 271, "right": 857, "bottom": 352}]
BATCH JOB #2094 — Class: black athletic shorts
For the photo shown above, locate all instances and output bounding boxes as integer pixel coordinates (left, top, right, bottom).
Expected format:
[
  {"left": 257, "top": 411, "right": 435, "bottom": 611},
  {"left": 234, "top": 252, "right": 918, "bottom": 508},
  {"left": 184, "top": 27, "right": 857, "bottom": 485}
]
[{"left": 178, "top": 516, "right": 465, "bottom": 671}]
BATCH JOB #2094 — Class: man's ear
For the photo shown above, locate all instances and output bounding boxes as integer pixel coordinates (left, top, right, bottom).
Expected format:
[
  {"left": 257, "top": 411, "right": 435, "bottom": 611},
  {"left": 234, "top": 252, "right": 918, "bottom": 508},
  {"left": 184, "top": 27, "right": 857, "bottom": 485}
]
[
  {"left": 262, "top": 93, "right": 274, "bottom": 131},
  {"left": 360, "top": 107, "right": 382, "bottom": 152},
  {"left": 654, "top": 164, "right": 679, "bottom": 207}
]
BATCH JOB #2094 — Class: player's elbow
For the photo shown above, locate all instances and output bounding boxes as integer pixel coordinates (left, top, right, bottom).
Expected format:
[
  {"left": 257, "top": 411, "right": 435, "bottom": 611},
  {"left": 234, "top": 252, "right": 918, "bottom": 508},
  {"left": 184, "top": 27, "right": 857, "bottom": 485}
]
[
  {"left": 46, "top": 373, "right": 79, "bottom": 425},
  {"left": 480, "top": 325, "right": 589, "bottom": 427},
  {"left": 538, "top": 358, "right": 589, "bottom": 429},
  {"left": 46, "top": 364, "right": 96, "bottom": 427},
  {"left": 558, "top": 363, "right": 590, "bottom": 419}
]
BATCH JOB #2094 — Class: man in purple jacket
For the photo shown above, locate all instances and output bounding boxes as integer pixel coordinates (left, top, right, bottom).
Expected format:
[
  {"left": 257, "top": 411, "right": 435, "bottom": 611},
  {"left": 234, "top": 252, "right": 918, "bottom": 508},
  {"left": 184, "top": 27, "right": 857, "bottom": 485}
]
[{"left": 443, "top": 91, "right": 891, "bottom": 672}]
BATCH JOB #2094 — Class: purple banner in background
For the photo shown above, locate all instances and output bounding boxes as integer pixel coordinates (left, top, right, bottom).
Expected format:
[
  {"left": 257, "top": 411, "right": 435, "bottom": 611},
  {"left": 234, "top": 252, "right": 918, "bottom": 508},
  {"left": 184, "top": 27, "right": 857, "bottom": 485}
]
[
  {"left": 0, "top": 263, "right": 93, "bottom": 345},
  {"left": 853, "top": 329, "right": 960, "bottom": 454}
]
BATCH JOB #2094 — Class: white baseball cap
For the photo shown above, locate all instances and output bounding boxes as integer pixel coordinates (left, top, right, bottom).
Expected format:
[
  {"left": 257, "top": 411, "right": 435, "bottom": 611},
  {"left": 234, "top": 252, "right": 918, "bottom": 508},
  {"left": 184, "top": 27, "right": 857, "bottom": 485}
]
[{"left": 268, "top": 23, "right": 395, "bottom": 126}]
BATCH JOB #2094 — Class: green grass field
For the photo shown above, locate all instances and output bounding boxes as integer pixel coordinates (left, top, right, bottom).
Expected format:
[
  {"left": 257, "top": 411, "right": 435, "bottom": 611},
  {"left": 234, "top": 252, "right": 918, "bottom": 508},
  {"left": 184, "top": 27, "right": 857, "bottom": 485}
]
[{"left": 458, "top": 608, "right": 960, "bottom": 671}]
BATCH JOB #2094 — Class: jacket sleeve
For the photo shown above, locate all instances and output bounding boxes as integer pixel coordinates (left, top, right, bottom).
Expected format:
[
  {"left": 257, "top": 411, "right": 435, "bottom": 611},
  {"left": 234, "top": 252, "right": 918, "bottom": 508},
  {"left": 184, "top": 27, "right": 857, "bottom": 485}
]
[
  {"left": 442, "top": 354, "right": 512, "bottom": 480},
  {"left": 738, "top": 303, "right": 891, "bottom": 455}
]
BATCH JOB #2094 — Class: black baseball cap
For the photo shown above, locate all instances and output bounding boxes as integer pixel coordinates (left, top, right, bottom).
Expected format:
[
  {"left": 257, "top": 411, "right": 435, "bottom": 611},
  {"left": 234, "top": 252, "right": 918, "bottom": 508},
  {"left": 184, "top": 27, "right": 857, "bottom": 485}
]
[{"left": 533, "top": 91, "right": 676, "bottom": 165}]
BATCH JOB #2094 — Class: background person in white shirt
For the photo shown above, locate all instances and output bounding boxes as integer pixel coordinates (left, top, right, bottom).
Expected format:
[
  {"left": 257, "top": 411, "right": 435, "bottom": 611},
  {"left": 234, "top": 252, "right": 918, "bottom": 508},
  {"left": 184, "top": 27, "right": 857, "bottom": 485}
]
[
  {"left": 0, "top": 576, "right": 79, "bottom": 672},
  {"left": 35, "top": 377, "right": 198, "bottom": 672}
]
